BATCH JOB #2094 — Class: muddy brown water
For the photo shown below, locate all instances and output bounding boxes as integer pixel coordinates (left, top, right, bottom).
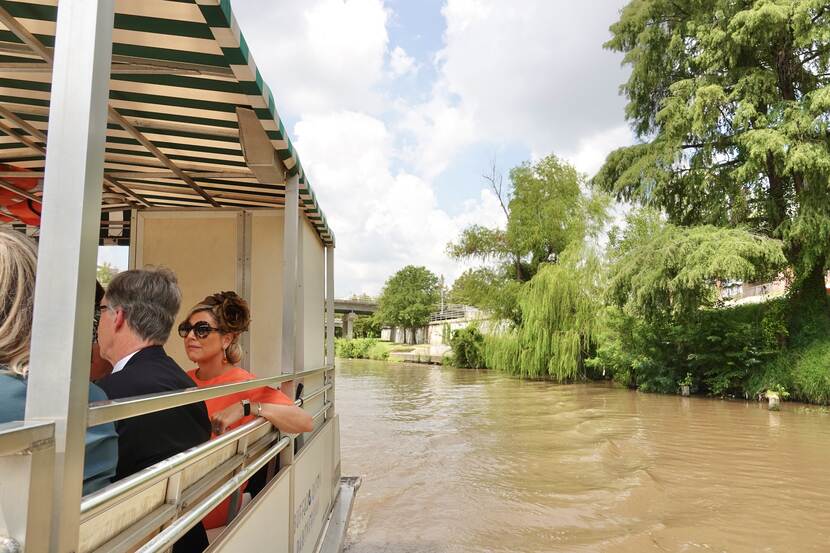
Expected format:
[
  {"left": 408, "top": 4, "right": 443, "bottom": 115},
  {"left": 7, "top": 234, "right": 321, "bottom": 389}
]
[{"left": 336, "top": 359, "right": 830, "bottom": 553}]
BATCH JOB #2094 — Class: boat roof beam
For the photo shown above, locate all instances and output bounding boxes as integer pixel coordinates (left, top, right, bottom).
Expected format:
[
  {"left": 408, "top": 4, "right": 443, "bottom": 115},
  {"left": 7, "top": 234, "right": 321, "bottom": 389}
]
[
  {"left": 0, "top": 104, "right": 47, "bottom": 142},
  {"left": 108, "top": 107, "right": 221, "bottom": 207},
  {"left": 0, "top": 4, "right": 54, "bottom": 63},
  {"left": 0, "top": 106, "right": 149, "bottom": 209},
  {"left": 0, "top": 3, "right": 214, "bottom": 209}
]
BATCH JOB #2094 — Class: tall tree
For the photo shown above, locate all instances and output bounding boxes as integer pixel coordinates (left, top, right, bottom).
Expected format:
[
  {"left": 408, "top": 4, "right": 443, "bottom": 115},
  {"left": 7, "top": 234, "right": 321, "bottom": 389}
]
[
  {"left": 448, "top": 154, "right": 607, "bottom": 324},
  {"left": 97, "top": 262, "right": 119, "bottom": 288},
  {"left": 596, "top": 0, "right": 830, "bottom": 318},
  {"left": 376, "top": 265, "right": 440, "bottom": 342}
]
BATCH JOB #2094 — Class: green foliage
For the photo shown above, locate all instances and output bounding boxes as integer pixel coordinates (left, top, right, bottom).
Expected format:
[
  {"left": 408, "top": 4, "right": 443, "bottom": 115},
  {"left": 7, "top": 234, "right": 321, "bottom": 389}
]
[
  {"left": 749, "top": 338, "right": 830, "bottom": 404},
  {"left": 441, "top": 323, "right": 451, "bottom": 345},
  {"left": 482, "top": 250, "right": 603, "bottom": 380},
  {"left": 449, "top": 325, "right": 485, "bottom": 368},
  {"left": 367, "top": 342, "right": 391, "bottom": 361},
  {"left": 448, "top": 154, "right": 607, "bottom": 322},
  {"left": 767, "top": 384, "right": 791, "bottom": 400},
  {"left": 599, "top": 0, "right": 830, "bottom": 302},
  {"left": 592, "top": 299, "right": 790, "bottom": 396},
  {"left": 376, "top": 265, "right": 440, "bottom": 330},
  {"left": 608, "top": 209, "right": 787, "bottom": 320},
  {"left": 678, "top": 372, "right": 693, "bottom": 388},
  {"left": 449, "top": 267, "right": 522, "bottom": 325},
  {"left": 97, "top": 263, "right": 119, "bottom": 288},
  {"left": 353, "top": 315, "right": 381, "bottom": 339},
  {"left": 584, "top": 307, "right": 646, "bottom": 387},
  {"left": 335, "top": 338, "right": 390, "bottom": 360}
]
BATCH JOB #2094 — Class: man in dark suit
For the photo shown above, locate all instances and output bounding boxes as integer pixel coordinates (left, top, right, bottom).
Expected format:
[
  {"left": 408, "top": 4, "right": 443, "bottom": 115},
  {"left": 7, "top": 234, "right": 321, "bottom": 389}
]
[{"left": 97, "top": 267, "right": 211, "bottom": 552}]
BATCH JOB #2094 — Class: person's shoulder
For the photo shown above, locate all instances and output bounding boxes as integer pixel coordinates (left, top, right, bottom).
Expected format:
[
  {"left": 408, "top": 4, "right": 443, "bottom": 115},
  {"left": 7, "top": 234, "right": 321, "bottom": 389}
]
[
  {"left": 0, "top": 372, "right": 25, "bottom": 386},
  {"left": 0, "top": 372, "right": 27, "bottom": 397},
  {"left": 88, "top": 381, "right": 109, "bottom": 402},
  {"left": 226, "top": 367, "right": 256, "bottom": 382},
  {"left": 0, "top": 372, "right": 27, "bottom": 423},
  {"left": 96, "top": 368, "right": 130, "bottom": 397}
]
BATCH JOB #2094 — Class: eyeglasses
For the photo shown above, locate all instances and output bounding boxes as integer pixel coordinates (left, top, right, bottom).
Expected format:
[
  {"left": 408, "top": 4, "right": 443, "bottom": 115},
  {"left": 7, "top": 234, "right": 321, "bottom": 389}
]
[{"left": 178, "top": 321, "right": 221, "bottom": 339}]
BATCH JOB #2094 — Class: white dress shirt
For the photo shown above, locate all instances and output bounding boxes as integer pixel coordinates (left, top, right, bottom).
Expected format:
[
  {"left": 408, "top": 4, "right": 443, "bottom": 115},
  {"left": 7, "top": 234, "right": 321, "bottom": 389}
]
[{"left": 111, "top": 350, "right": 141, "bottom": 374}]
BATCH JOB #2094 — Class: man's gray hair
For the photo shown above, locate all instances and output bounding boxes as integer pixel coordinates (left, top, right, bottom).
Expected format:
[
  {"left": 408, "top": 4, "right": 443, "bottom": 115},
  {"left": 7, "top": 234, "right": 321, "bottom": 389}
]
[{"left": 105, "top": 267, "right": 181, "bottom": 344}]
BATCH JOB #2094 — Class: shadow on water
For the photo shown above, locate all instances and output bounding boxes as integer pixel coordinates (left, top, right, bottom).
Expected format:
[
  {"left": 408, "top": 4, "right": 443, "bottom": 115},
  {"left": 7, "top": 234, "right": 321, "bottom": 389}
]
[{"left": 337, "top": 359, "right": 830, "bottom": 553}]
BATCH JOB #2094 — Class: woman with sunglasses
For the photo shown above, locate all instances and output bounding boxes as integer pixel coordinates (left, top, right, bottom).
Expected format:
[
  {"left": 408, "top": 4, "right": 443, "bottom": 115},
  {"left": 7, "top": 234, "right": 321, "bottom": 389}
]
[{"left": 179, "top": 291, "right": 313, "bottom": 529}]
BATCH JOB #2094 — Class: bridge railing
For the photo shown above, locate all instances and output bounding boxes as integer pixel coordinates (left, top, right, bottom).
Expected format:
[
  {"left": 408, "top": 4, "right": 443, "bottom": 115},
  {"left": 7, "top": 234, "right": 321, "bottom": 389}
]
[{"left": 429, "top": 304, "right": 469, "bottom": 322}]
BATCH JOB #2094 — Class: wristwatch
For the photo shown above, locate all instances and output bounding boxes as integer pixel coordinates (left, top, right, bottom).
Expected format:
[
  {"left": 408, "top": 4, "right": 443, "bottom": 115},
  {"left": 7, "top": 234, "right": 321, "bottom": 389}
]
[{"left": 241, "top": 398, "right": 251, "bottom": 416}]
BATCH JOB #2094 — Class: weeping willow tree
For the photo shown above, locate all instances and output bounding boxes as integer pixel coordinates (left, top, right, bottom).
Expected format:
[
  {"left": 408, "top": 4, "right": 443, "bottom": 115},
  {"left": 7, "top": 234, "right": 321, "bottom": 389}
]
[{"left": 483, "top": 250, "right": 603, "bottom": 380}]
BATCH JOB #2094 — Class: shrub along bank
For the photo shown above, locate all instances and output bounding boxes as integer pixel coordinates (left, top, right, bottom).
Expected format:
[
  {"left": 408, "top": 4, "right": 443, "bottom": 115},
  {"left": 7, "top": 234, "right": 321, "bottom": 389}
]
[
  {"left": 335, "top": 338, "right": 391, "bottom": 361},
  {"left": 448, "top": 299, "right": 830, "bottom": 405}
]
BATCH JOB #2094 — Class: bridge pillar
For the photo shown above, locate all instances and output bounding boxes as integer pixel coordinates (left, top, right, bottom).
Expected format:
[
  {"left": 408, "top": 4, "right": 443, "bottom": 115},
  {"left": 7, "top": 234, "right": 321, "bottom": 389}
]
[{"left": 344, "top": 312, "right": 357, "bottom": 340}]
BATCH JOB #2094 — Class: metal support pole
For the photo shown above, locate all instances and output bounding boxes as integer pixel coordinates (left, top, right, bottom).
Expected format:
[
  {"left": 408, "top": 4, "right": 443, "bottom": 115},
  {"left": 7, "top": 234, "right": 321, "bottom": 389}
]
[
  {"left": 279, "top": 174, "right": 299, "bottom": 553},
  {"left": 280, "top": 174, "right": 300, "bottom": 381},
  {"left": 326, "top": 246, "right": 335, "bottom": 368},
  {"left": 24, "top": 2, "right": 114, "bottom": 552},
  {"left": 237, "top": 211, "right": 253, "bottom": 371},
  {"left": 294, "top": 221, "right": 305, "bottom": 373},
  {"left": 325, "top": 247, "right": 336, "bottom": 421}
]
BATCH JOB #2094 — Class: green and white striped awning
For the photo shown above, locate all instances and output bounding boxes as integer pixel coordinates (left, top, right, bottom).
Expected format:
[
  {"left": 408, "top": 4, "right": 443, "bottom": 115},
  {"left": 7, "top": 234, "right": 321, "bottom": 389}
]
[{"left": 0, "top": 0, "right": 334, "bottom": 246}]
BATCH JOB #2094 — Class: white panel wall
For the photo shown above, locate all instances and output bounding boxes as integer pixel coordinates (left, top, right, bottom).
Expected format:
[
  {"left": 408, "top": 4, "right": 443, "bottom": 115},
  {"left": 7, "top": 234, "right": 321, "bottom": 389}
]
[
  {"left": 292, "top": 421, "right": 334, "bottom": 553},
  {"left": 250, "top": 211, "right": 284, "bottom": 377},
  {"left": 134, "top": 211, "right": 238, "bottom": 370},
  {"left": 210, "top": 469, "right": 291, "bottom": 552}
]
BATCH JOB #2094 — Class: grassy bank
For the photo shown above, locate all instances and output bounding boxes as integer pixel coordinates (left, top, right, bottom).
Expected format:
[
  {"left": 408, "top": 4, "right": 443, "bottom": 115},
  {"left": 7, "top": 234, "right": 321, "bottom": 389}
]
[
  {"left": 335, "top": 338, "right": 419, "bottom": 361},
  {"left": 335, "top": 338, "right": 391, "bottom": 360}
]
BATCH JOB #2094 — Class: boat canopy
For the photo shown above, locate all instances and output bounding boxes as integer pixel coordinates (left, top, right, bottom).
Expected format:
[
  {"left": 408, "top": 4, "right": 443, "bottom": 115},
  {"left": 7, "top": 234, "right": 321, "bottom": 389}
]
[{"left": 0, "top": 0, "right": 334, "bottom": 245}]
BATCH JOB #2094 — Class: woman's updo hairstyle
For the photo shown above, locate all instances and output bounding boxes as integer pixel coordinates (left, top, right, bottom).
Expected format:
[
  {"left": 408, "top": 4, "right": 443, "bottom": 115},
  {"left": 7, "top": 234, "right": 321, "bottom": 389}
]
[{"left": 186, "top": 291, "right": 250, "bottom": 364}]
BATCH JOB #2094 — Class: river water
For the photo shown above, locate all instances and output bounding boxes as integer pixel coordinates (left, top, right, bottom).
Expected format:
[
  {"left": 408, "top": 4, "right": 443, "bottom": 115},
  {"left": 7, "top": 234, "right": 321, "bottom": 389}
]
[{"left": 336, "top": 359, "right": 830, "bottom": 553}]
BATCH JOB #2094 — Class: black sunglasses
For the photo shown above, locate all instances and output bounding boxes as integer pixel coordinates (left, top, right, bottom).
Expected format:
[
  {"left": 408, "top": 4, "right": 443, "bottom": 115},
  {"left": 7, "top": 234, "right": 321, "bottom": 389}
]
[{"left": 178, "top": 321, "right": 220, "bottom": 339}]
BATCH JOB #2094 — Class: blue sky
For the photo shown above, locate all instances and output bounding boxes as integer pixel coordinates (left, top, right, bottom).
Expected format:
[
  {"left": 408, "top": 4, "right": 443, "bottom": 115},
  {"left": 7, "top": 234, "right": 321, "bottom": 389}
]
[{"left": 100, "top": 0, "right": 634, "bottom": 296}]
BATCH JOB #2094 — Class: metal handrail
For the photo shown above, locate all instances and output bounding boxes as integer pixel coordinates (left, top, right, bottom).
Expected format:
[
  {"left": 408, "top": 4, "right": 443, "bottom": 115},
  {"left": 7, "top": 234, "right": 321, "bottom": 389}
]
[
  {"left": 296, "top": 383, "right": 332, "bottom": 406},
  {"left": 82, "top": 378, "right": 331, "bottom": 519},
  {"left": 80, "top": 416, "right": 271, "bottom": 519},
  {"left": 311, "top": 402, "right": 333, "bottom": 422},
  {"left": 0, "top": 421, "right": 54, "bottom": 456},
  {"left": 88, "top": 366, "right": 332, "bottom": 427},
  {"left": 136, "top": 436, "right": 291, "bottom": 553}
]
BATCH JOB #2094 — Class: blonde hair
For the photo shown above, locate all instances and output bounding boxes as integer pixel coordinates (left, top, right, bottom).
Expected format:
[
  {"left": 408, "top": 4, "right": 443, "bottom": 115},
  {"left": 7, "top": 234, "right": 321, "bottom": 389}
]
[
  {"left": 0, "top": 229, "right": 38, "bottom": 376},
  {"left": 184, "top": 291, "right": 250, "bottom": 365}
]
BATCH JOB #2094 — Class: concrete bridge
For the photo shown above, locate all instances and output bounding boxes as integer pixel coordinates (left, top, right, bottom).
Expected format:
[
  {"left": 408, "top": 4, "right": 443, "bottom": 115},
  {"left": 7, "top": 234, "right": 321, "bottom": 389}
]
[
  {"left": 334, "top": 299, "right": 377, "bottom": 316},
  {"left": 335, "top": 299, "right": 377, "bottom": 339}
]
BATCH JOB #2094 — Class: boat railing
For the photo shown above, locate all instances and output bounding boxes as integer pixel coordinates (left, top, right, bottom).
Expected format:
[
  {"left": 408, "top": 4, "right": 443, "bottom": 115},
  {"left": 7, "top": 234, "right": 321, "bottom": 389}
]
[
  {"left": 0, "top": 421, "right": 56, "bottom": 553},
  {"left": 0, "top": 366, "right": 335, "bottom": 553},
  {"left": 87, "top": 366, "right": 332, "bottom": 427}
]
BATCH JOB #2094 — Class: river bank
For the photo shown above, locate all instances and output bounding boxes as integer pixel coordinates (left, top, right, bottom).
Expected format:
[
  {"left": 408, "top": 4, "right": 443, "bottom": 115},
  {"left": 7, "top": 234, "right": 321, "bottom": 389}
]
[{"left": 336, "top": 317, "right": 830, "bottom": 407}]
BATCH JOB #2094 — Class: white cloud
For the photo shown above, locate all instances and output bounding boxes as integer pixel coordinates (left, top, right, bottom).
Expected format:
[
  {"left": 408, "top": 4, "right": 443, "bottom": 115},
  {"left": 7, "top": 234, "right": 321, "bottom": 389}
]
[
  {"left": 389, "top": 0, "right": 633, "bottom": 183},
  {"left": 233, "top": 0, "right": 636, "bottom": 296},
  {"left": 559, "top": 124, "right": 635, "bottom": 178},
  {"left": 389, "top": 46, "right": 418, "bottom": 77},
  {"left": 294, "top": 111, "right": 505, "bottom": 295},
  {"left": 231, "top": 0, "right": 390, "bottom": 116},
  {"left": 393, "top": 82, "right": 478, "bottom": 180},
  {"left": 436, "top": 0, "right": 631, "bottom": 156}
]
